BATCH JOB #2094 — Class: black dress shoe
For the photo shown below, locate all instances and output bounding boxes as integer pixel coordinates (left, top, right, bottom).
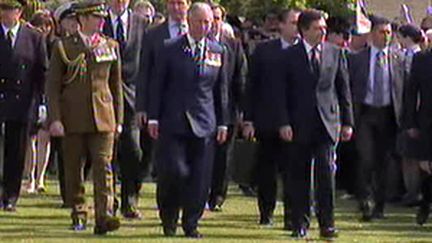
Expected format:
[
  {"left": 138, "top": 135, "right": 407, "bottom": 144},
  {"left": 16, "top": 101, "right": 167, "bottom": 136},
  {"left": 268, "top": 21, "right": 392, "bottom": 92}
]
[
  {"left": 163, "top": 226, "right": 177, "bottom": 237},
  {"left": 416, "top": 205, "right": 430, "bottom": 226},
  {"left": 71, "top": 218, "right": 87, "bottom": 231},
  {"left": 185, "top": 229, "right": 203, "bottom": 239},
  {"left": 94, "top": 216, "right": 121, "bottom": 235},
  {"left": 291, "top": 228, "right": 307, "bottom": 239},
  {"left": 122, "top": 209, "right": 143, "bottom": 220},
  {"left": 320, "top": 227, "right": 339, "bottom": 239},
  {"left": 4, "top": 203, "right": 16, "bottom": 212},
  {"left": 360, "top": 201, "right": 373, "bottom": 222},
  {"left": 259, "top": 216, "right": 273, "bottom": 226}
]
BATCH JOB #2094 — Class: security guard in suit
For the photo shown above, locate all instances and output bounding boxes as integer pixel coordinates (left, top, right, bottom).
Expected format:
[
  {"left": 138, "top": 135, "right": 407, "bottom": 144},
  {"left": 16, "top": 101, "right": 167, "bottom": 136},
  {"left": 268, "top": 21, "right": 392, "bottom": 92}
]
[{"left": 47, "top": 0, "right": 124, "bottom": 235}]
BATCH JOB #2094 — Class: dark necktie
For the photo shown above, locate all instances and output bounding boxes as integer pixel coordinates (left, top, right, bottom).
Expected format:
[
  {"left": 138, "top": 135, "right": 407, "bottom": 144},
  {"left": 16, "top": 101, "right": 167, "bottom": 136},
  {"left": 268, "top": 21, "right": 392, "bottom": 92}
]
[
  {"left": 373, "top": 51, "right": 385, "bottom": 106},
  {"left": 6, "top": 30, "right": 13, "bottom": 48},
  {"left": 116, "top": 16, "right": 126, "bottom": 53},
  {"left": 310, "top": 47, "right": 320, "bottom": 77}
]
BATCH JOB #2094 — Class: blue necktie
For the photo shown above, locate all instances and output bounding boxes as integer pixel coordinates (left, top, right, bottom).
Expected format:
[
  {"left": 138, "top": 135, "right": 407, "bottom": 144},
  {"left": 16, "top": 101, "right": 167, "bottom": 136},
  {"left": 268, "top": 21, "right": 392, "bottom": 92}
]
[{"left": 373, "top": 51, "right": 385, "bottom": 106}]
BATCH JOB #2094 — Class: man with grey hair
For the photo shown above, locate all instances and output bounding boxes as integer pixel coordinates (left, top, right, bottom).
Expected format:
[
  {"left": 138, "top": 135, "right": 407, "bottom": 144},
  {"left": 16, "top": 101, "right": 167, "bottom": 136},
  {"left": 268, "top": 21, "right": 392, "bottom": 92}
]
[{"left": 148, "top": 2, "right": 228, "bottom": 238}]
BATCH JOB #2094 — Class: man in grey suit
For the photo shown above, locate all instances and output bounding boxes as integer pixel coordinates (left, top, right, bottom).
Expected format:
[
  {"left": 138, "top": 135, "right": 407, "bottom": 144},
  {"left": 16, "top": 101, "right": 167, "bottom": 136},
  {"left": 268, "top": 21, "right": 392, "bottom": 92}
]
[
  {"left": 102, "top": 0, "right": 147, "bottom": 219},
  {"left": 278, "top": 9, "right": 354, "bottom": 239},
  {"left": 348, "top": 16, "right": 405, "bottom": 221}
]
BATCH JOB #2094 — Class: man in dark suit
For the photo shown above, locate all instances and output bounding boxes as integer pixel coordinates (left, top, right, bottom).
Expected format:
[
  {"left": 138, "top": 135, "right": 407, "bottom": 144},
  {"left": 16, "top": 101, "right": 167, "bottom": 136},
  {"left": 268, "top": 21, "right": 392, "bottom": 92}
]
[
  {"left": 147, "top": 2, "right": 228, "bottom": 238},
  {"left": 402, "top": 45, "right": 432, "bottom": 226},
  {"left": 242, "top": 8, "right": 300, "bottom": 229},
  {"left": 278, "top": 9, "right": 354, "bottom": 239},
  {"left": 207, "top": 3, "right": 247, "bottom": 212},
  {"left": 0, "top": 0, "right": 48, "bottom": 211},
  {"left": 135, "top": 0, "right": 191, "bottom": 124},
  {"left": 135, "top": 0, "right": 190, "bottom": 181},
  {"left": 103, "top": 0, "right": 147, "bottom": 219},
  {"left": 349, "top": 16, "right": 405, "bottom": 221}
]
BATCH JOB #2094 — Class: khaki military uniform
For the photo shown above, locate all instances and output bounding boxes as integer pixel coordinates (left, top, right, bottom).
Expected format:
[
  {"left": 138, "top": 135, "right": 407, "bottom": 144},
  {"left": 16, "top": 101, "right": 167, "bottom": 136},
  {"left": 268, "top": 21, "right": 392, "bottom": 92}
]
[{"left": 47, "top": 33, "right": 123, "bottom": 225}]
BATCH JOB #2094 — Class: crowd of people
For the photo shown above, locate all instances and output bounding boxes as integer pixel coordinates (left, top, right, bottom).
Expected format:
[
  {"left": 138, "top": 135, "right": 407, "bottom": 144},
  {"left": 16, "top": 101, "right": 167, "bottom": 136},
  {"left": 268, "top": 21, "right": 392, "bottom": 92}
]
[{"left": 1, "top": 0, "right": 432, "bottom": 239}]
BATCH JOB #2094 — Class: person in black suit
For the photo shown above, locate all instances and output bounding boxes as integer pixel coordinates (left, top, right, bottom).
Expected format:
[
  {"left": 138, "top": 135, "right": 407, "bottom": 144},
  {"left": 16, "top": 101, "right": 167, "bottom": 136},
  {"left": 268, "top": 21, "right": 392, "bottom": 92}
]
[
  {"left": 401, "top": 47, "right": 432, "bottom": 225},
  {"left": 278, "top": 9, "right": 354, "bottom": 239},
  {"left": 207, "top": 3, "right": 247, "bottom": 212},
  {"left": 147, "top": 2, "right": 228, "bottom": 238},
  {"left": 243, "top": 8, "right": 300, "bottom": 229},
  {"left": 103, "top": 0, "right": 147, "bottom": 219},
  {"left": 0, "top": 0, "right": 48, "bottom": 212},
  {"left": 135, "top": 0, "right": 191, "bottom": 181},
  {"left": 348, "top": 16, "right": 405, "bottom": 221},
  {"left": 135, "top": 0, "right": 191, "bottom": 123}
]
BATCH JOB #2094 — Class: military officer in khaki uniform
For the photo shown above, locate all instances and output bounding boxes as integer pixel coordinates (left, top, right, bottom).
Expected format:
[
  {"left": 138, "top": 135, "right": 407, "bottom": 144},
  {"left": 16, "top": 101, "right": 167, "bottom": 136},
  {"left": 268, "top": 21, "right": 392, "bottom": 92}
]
[{"left": 46, "top": 0, "right": 123, "bottom": 235}]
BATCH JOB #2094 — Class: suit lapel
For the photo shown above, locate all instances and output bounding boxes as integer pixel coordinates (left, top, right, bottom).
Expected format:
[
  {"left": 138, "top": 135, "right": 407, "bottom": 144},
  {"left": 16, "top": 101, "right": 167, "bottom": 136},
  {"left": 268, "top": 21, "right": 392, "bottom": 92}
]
[
  {"left": 125, "top": 11, "right": 134, "bottom": 48},
  {"left": 103, "top": 16, "right": 114, "bottom": 38}
]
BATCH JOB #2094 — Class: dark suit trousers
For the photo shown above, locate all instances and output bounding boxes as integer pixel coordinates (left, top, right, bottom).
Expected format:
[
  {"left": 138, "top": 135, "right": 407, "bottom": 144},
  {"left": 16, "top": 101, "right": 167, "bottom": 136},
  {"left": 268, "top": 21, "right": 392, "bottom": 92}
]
[
  {"left": 50, "top": 137, "right": 67, "bottom": 205},
  {"left": 156, "top": 132, "right": 214, "bottom": 231},
  {"left": 117, "top": 126, "right": 143, "bottom": 211},
  {"left": 420, "top": 173, "right": 432, "bottom": 207},
  {"left": 1, "top": 121, "right": 29, "bottom": 205},
  {"left": 209, "top": 125, "right": 235, "bottom": 206},
  {"left": 255, "top": 131, "right": 290, "bottom": 219},
  {"left": 356, "top": 105, "right": 397, "bottom": 208},
  {"left": 287, "top": 121, "right": 335, "bottom": 229}
]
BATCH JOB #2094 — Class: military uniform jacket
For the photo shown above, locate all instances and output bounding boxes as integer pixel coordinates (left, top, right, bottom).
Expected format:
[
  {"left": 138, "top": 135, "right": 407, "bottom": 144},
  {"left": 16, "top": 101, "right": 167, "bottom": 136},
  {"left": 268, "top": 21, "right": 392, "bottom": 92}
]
[
  {"left": 0, "top": 24, "right": 48, "bottom": 122},
  {"left": 47, "top": 33, "right": 124, "bottom": 134}
]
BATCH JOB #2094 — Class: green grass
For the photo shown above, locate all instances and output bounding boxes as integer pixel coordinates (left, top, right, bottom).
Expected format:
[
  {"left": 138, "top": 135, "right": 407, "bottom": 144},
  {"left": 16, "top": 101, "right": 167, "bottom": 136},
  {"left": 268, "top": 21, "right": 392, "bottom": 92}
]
[{"left": 0, "top": 181, "right": 431, "bottom": 243}]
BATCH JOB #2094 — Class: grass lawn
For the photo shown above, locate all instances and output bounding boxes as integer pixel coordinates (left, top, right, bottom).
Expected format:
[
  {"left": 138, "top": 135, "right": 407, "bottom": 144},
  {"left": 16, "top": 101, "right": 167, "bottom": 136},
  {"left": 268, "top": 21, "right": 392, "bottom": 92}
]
[{"left": 0, "top": 181, "right": 431, "bottom": 243}]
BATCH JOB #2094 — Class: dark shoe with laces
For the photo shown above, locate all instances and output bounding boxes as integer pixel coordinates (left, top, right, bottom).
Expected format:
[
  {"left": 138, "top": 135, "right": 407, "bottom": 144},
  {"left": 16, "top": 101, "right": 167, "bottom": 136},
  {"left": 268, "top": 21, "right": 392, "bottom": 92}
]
[{"left": 291, "top": 227, "right": 307, "bottom": 239}]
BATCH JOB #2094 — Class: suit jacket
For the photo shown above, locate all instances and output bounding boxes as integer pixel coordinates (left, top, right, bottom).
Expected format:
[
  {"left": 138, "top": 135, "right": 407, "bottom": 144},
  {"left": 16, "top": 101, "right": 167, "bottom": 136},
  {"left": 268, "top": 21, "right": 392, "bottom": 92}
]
[
  {"left": 279, "top": 41, "right": 354, "bottom": 143},
  {"left": 103, "top": 12, "right": 147, "bottom": 126},
  {"left": 244, "top": 39, "right": 288, "bottom": 133},
  {"left": 136, "top": 22, "right": 170, "bottom": 113},
  {"left": 348, "top": 47, "right": 405, "bottom": 126},
  {"left": 148, "top": 35, "right": 229, "bottom": 138},
  {"left": 402, "top": 50, "right": 432, "bottom": 130},
  {"left": 47, "top": 34, "right": 124, "bottom": 133},
  {"left": 220, "top": 35, "right": 247, "bottom": 124},
  {"left": 0, "top": 24, "right": 48, "bottom": 122}
]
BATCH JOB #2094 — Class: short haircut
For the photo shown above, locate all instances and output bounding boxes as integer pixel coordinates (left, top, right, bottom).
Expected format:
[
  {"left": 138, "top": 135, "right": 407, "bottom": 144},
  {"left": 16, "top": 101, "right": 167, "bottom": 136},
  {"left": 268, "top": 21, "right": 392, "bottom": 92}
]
[
  {"left": 134, "top": 0, "right": 155, "bottom": 16},
  {"left": 399, "top": 24, "right": 423, "bottom": 44},
  {"left": 278, "top": 8, "right": 301, "bottom": 23},
  {"left": 370, "top": 15, "right": 391, "bottom": 31},
  {"left": 297, "top": 9, "right": 324, "bottom": 35},
  {"left": 210, "top": 3, "right": 226, "bottom": 20},
  {"left": 188, "top": 2, "right": 211, "bottom": 17}
]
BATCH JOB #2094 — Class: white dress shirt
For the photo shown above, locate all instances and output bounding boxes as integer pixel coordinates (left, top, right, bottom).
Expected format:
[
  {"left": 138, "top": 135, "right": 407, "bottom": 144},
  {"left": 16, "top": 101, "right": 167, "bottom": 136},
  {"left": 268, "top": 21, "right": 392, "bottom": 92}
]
[
  {"left": 2, "top": 22, "right": 20, "bottom": 47},
  {"left": 365, "top": 45, "right": 391, "bottom": 106},
  {"left": 168, "top": 18, "right": 188, "bottom": 39},
  {"left": 109, "top": 9, "right": 129, "bottom": 40}
]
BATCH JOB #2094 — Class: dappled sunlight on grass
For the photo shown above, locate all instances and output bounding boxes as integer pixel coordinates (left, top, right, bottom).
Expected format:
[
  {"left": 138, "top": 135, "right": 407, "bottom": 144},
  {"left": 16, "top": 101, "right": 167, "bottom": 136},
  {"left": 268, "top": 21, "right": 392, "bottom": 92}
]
[{"left": 0, "top": 181, "right": 430, "bottom": 242}]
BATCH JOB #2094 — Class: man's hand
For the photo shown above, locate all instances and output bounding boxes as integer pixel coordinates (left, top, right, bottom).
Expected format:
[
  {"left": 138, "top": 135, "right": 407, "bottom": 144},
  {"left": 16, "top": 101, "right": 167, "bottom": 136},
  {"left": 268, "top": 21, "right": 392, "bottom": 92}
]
[
  {"left": 242, "top": 122, "right": 255, "bottom": 140},
  {"left": 49, "top": 120, "right": 65, "bottom": 137},
  {"left": 115, "top": 124, "right": 123, "bottom": 139},
  {"left": 420, "top": 161, "right": 432, "bottom": 175},
  {"left": 407, "top": 128, "right": 421, "bottom": 139},
  {"left": 341, "top": 126, "right": 353, "bottom": 142},
  {"left": 279, "top": 125, "right": 293, "bottom": 142},
  {"left": 136, "top": 112, "right": 147, "bottom": 128},
  {"left": 217, "top": 129, "right": 228, "bottom": 144},
  {"left": 148, "top": 123, "right": 159, "bottom": 140}
]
